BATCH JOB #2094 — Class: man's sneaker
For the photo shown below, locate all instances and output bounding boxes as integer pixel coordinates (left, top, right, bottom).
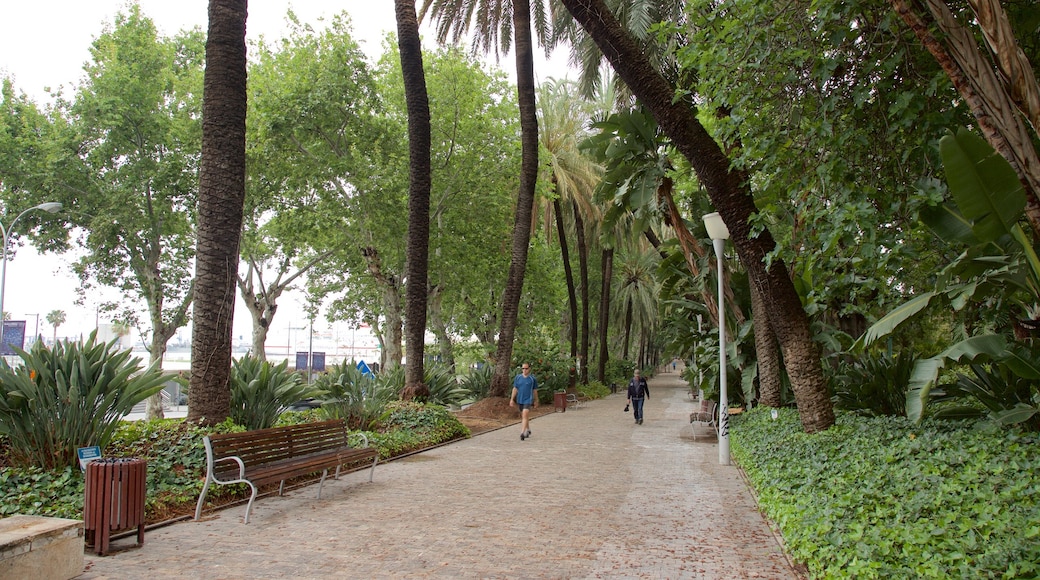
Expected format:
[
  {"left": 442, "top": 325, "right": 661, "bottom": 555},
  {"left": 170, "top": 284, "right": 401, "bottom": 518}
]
[
  {"left": 524, "top": 429, "right": 531, "bottom": 438},
  {"left": 520, "top": 431, "right": 526, "bottom": 441}
]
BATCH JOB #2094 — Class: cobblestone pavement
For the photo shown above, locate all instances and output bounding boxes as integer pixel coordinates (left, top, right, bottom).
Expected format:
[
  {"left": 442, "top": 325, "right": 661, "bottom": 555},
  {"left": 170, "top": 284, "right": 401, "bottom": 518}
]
[{"left": 79, "top": 367, "right": 800, "bottom": 579}]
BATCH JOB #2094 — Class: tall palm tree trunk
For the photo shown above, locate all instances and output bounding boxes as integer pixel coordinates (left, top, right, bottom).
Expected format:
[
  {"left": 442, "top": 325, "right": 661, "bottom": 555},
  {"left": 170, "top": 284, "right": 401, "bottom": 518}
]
[
  {"left": 597, "top": 247, "right": 613, "bottom": 383},
  {"left": 751, "top": 281, "right": 782, "bottom": 407},
  {"left": 396, "top": 0, "right": 433, "bottom": 396},
  {"left": 561, "top": 0, "right": 833, "bottom": 432},
  {"left": 553, "top": 198, "right": 579, "bottom": 388},
  {"left": 574, "top": 199, "right": 591, "bottom": 384},
  {"left": 187, "top": 0, "right": 247, "bottom": 426},
  {"left": 490, "top": 0, "right": 540, "bottom": 397}
]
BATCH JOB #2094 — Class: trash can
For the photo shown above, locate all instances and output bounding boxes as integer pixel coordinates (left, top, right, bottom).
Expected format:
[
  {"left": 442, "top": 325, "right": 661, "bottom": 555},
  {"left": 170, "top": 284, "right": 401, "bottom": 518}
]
[
  {"left": 554, "top": 391, "right": 567, "bottom": 412},
  {"left": 84, "top": 458, "right": 147, "bottom": 555}
]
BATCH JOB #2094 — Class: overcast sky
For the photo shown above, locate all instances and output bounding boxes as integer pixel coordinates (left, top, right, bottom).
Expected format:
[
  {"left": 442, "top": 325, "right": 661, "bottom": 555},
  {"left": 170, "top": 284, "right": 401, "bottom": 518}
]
[{"left": 0, "top": 1, "right": 572, "bottom": 348}]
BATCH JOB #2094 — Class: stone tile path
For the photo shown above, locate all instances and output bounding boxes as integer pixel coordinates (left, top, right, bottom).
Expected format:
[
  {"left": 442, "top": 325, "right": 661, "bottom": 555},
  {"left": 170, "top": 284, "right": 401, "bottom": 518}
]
[{"left": 79, "top": 368, "right": 799, "bottom": 579}]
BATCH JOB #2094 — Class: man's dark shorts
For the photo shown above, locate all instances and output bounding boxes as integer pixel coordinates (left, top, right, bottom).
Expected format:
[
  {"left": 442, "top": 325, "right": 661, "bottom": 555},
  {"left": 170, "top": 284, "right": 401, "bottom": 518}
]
[{"left": 517, "top": 403, "right": 534, "bottom": 411}]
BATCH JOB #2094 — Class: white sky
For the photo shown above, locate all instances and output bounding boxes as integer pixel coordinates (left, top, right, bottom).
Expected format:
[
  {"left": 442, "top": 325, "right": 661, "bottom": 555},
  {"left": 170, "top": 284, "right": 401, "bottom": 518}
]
[{"left": 0, "top": 1, "right": 574, "bottom": 348}]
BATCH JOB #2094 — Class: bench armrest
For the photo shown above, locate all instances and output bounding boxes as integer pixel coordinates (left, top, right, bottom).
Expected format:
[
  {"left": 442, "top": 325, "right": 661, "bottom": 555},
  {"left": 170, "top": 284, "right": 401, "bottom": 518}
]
[
  {"left": 352, "top": 432, "right": 370, "bottom": 448},
  {"left": 210, "top": 455, "right": 247, "bottom": 484}
]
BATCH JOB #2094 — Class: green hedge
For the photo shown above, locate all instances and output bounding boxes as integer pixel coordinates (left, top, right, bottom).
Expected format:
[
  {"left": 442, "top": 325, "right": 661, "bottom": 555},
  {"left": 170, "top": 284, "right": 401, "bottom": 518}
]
[{"left": 732, "top": 408, "right": 1040, "bottom": 579}]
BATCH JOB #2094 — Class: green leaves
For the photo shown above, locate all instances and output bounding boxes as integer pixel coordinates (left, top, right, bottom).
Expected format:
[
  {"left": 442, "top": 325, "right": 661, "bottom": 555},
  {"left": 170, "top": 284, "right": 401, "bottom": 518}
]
[
  {"left": 732, "top": 409, "right": 1040, "bottom": 578},
  {"left": 0, "top": 332, "right": 169, "bottom": 469},
  {"left": 229, "top": 356, "right": 321, "bottom": 430},
  {"left": 938, "top": 129, "right": 1025, "bottom": 244}
]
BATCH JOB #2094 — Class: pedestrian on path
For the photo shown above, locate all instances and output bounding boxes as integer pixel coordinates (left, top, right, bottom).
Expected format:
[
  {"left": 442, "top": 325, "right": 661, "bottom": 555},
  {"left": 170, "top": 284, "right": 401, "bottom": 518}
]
[
  {"left": 627, "top": 369, "right": 649, "bottom": 424},
  {"left": 510, "top": 362, "right": 539, "bottom": 440}
]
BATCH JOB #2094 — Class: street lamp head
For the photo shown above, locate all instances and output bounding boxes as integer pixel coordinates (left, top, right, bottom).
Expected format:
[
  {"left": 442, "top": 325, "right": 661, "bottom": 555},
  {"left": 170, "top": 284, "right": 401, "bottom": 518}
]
[
  {"left": 35, "top": 202, "right": 62, "bottom": 214},
  {"left": 702, "top": 212, "right": 730, "bottom": 241}
]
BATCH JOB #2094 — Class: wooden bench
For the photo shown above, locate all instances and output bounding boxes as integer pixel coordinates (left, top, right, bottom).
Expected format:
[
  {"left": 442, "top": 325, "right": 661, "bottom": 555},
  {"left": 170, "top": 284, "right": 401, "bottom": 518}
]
[
  {"left": 689, "top": 400, "right": 718, "bottom": 440},
  {"left": 194, "top": 419, "right": 379, "bottom": 524}
]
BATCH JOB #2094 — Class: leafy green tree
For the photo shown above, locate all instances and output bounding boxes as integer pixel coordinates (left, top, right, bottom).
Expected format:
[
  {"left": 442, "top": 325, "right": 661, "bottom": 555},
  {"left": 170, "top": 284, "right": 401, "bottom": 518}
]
[
  {"left": 1, "top": 7, "right": 204, "bottom": 420},
  {"left": 560, "top": 0, "right": 835, "bottom": 432},
  {"left": 188, "top": 0, "right": 248, "bottom": 427},
  {"left": 243, "top": 14, "right": 393, "bottom": 366},
  {"left": 420, "top": 0, "right": 549, "bottom": 397}
]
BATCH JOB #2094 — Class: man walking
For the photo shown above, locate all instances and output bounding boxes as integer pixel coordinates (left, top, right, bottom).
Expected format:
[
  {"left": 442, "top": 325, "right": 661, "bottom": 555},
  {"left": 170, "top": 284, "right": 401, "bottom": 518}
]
[
  {"left": 510, "top": 363, "right": 539, "bottom": 440},
  {"left": 627, "top": 369, "right": 649, "bottom": 424}
]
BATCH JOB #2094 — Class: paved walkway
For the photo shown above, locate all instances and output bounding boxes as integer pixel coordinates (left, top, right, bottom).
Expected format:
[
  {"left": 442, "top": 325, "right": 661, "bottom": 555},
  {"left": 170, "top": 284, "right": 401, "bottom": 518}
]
[{"left": 79, "top": 368, "right": 799, "bottom": 579}]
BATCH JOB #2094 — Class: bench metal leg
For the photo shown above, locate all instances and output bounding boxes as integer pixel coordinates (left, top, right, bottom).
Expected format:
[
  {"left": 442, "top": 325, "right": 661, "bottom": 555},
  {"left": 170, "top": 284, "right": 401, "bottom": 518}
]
[
  {"left": 242, "top": 482, "right": 259, "bottom": 524},
  {"left": 368, "top": 456, "right": 379, "bottom": 482},
  {"left": 194, "top": 476, "right": 213, "bottom": 521}
]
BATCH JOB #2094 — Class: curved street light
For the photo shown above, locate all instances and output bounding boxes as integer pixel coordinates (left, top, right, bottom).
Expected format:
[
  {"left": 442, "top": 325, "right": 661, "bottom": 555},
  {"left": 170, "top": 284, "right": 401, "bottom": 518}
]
[
  {"left": 702, "top": 211, "right": 730, "bottom": 466},
  {"left": 0, "top": 202, "right": 63, "bottom": 352}
]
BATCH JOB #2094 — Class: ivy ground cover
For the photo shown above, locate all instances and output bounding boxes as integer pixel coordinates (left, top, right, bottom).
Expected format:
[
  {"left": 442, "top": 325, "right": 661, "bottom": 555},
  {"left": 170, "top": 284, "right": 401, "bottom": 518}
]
[{"left": 732, "top": 408, "right": 1039, "bottom": 579}]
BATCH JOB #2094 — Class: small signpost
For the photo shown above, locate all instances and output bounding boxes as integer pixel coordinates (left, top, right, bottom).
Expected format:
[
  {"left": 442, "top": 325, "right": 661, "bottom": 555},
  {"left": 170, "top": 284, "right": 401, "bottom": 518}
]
[{"left": 77, "top": 446, "right": 102, "bottom": 471}]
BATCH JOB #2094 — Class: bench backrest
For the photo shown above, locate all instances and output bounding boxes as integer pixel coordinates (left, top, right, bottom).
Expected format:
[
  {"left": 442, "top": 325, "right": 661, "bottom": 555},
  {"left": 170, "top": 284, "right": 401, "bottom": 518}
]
[{"left": 207, "top": 419, "right": 350, "bottom": 473}]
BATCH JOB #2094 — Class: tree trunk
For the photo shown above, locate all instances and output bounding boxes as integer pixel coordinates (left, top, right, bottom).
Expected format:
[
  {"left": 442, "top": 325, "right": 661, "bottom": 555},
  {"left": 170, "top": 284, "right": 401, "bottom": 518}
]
[
  {"left": 428, "top": 284, "right": 455, "bottom": 370},
  {"left": 187, "top": 0, "right": 247, "bottom": 426},
  {"left": 561, "top": 0, "right": 833, "bottom": 432},
  {"left": 622, "top": 298, "right": 632, "bottom": 360},
  {"left": 397, "top": 0, "right": 432, "bottom": 396},
  {"left": 489, "top": 0, "right": 539, "bottom": 398},
  {"left": 554, "top": 197, "right": 578, "bottom": 388},
  {"left": 597, "top": 247, "right": 614, "bottom": 383},
  {"left": 751, "top": 281, "right": 782, "bottom": 407},
  {"left": 573, "top": 199, "right": 591, "bottom": 384}
]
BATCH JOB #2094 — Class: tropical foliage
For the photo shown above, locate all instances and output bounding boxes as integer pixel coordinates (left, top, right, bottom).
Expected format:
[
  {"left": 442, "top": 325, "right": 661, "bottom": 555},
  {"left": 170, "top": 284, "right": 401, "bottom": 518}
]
[
  {"left": 0, "top": 334, "right": 168, "bottom": 469},
  {"left": 228, "top": 356, "right": 320, "bottom": 430},
  {"left": 733, "top": 408, "right": 1040, "bottom": 578}
]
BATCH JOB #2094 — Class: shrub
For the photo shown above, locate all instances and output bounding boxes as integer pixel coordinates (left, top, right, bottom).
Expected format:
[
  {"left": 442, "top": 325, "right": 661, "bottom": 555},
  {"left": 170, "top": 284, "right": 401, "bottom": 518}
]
[
  {"left": 229, "top": 356, "right": 322, "bottom": 430},
  {"left": 578, "top": 381, "right": 610, "bottom": 400},
  {"left": 831, "top": 351, "right": 916, "bottom": 417},
  {"left": 379, "top": 400, "right": 470, "bottom": 442},
  {"left": 732, "top": 408, "right": 1040, "bottom": 578},
  {"left": 457, "top": 364, "right": 493, "bottom": 402},
  {"left": 422, "top": 365, "right": 471, "bottom": 408},
  {"left": 0, "top": 334, "right": 168, "bottom": 469},
  {"left": 314, "top": 361, "right": 396, "bottom": 429}
]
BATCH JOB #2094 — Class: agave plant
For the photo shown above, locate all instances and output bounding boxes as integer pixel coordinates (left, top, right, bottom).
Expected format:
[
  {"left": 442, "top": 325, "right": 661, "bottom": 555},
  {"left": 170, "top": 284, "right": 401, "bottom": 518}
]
[
  {"left": 0, "top": 333, "right": 169, "bottom": 469},
  {"left": 314, "top": 362, "right": 396, "bottom": 429},
  {"left": 229, "top": 356, "right": 321, "bottom": 430}
]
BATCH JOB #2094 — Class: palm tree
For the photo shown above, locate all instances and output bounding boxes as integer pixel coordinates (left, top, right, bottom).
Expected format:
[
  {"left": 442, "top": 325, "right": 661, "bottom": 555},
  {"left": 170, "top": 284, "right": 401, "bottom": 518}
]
[
  {"left": 613, "top": 248, "right": 658, "bottom": 362},
  {"left": 395, "top": 0, "right": 433, "bottom": 397},
  {"left": 560, "top": 0, "right": 834, "bottom": 433},
  {"left": 537, "top": 79, "right": 603, "bottom": 387},
  {"left": 45, "top": 309, "right": 66, "bottom": 344},
  {"left": 420, "top": 0, "right": 551, "bottom": 397},
  {"left": 187, "top": 0, "right": 248, "bottom": 426}
]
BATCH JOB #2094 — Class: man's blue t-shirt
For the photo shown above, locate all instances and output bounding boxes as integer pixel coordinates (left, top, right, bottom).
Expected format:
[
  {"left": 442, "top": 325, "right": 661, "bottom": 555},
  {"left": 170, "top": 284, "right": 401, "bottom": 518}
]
[{"left": 513, "top": 374, "right": 538, "bottom": 405}]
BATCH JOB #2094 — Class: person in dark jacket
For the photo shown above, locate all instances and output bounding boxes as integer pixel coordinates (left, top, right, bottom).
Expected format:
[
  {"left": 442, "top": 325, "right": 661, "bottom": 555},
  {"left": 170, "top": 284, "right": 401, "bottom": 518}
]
[{"left": 627, "top": 369, "right": 649, "bottom": 424}]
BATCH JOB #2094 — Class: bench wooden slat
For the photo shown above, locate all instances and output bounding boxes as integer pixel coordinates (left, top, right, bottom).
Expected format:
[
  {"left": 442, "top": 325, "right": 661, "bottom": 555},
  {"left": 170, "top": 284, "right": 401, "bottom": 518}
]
[{"left": 195, "top": 419, "right": 379, "bottom": 524}]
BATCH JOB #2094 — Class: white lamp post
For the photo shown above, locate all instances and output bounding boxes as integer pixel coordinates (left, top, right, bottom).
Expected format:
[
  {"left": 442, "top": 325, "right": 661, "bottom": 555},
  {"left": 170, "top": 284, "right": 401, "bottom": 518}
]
[
  {"left": 0, "top": 202, "right": 62, "bottom": 351},
  {"left": 702, "top": 211, "right": 730, "bottom": 466}
]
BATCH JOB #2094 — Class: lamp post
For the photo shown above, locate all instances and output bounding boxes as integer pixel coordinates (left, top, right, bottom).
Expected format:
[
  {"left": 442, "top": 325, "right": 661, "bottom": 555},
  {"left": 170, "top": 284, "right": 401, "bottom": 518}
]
[
  {"left": 702, "top": 211, "right": 730, "bottom": 466},
  {"left": 0, "top": 202, "right": 62, "bottom": 350}
]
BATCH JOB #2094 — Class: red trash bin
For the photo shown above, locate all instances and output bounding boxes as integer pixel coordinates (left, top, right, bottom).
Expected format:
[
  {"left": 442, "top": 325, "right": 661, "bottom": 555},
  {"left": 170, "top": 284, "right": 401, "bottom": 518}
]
[
  {"left": 84, "top": 458, "right": 147, "bottom": 555},
  {"left": 554, "top": 391, "right": 567, "bottom": 412}
]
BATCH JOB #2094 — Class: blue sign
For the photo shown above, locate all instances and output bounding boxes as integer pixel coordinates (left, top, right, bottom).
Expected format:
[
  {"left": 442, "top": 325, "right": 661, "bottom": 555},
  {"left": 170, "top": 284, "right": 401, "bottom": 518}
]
[
  {"left": 77, "top": 446, "right": 102, "bottom": 470},
  {"left": 0, "top": 320, "right": 26, "bottom": 356},
  {"left": 295, "top": 352, "right": 327, "bottom": 372},
  {"left": 356, "top": 360, "right": 374, "bottom": 378}
]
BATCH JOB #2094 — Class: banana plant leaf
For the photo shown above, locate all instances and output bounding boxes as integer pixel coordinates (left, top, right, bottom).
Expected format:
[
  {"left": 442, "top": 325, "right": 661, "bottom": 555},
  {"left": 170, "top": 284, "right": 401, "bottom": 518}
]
[
  {"left": 939, "top": 128, "right": 1025, "bottom": 244},
  {"left": 906, "top": 334, "right": 1008, "bottom": 422}
]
